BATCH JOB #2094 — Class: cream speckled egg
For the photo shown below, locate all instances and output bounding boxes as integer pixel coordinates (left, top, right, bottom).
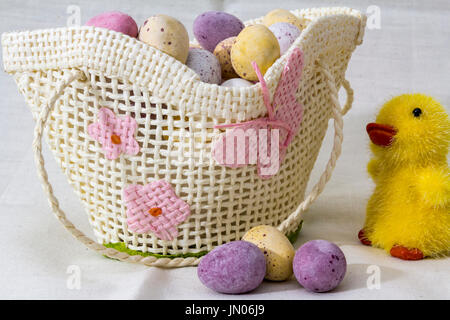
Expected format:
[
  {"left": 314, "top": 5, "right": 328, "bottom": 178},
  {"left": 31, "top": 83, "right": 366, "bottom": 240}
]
[
  {"left": 138, "top": 15, "right": 189, "bottom": 63},
  {"left": 190, "top": 43, "right": 203, "bottom": 49},
  {"left": 242, "top": 225, "right": 295, "bottom": 281},
  {"left": 213, "top": 37, "right": 238, "bottom": 80},
  {"left": 231, "top": 25, "right": 280, "bottom": 81},
  {"left": 263, "top": 9, "right": 308, "bottom": 31}
]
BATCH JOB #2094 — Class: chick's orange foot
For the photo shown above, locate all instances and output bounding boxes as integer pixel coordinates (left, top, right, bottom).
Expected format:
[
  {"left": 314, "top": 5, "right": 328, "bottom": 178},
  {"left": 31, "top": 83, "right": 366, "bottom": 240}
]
[
  {"left": 358, "top": 229, "right": 372, "bottom": 246},
  {"left": 390, "top": 245, "right": 424, "bottom": 260}
]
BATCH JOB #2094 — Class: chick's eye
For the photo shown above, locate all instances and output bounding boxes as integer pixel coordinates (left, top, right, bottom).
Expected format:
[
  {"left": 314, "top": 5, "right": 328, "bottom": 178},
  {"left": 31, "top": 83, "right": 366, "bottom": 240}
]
[{"left": 412, "top": 108, "right": 422, "bottom": 117}]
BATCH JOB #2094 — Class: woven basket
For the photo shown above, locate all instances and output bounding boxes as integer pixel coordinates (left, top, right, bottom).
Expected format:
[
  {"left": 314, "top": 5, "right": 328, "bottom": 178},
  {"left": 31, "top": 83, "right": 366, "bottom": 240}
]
[{"left": 2, "top": 7, "right": 365, "bottom": 267}]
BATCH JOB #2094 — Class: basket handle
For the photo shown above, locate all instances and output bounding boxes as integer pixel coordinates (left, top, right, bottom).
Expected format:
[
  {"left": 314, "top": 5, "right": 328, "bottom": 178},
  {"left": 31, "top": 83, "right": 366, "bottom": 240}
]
[
  {"left": 277, "top": 60, "right": 353, "bottom": 234},
  {"left": 33, "top": 69, "right": 201, "bottom": 268}
]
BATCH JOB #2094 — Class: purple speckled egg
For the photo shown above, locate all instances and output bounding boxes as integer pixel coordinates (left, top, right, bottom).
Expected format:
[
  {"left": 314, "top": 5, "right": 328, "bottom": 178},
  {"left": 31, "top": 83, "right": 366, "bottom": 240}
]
[
  {"left": 193, "top": 11, "right": 244, "bottom": 52},
  {"left": 85, "top": 11, "right": 138, "bottom": 38},
  {"left": 186, "top": 48, "right": 222, "bottom": 84},
  {"left": 293, "top": 240, "right": 347, "bottom": 293},
  {"left": 268, "top": 22, "right": 300, "bottom": 55},
  {"left": 197, "top": 241, "right": 266, "bottom": 294}
]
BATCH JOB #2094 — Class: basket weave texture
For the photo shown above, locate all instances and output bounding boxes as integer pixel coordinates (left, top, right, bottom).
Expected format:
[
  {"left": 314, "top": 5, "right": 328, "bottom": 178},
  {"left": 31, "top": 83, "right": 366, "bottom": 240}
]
[{"left": 2, "top": 7, "right": 365, "bottom": 265}]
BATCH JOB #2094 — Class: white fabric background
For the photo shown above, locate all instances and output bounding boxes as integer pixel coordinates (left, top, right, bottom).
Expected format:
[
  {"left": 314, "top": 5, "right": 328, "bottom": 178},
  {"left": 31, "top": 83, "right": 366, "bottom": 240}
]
[{"left": 0, "top": 0, "right": 449, "bottom": 300}]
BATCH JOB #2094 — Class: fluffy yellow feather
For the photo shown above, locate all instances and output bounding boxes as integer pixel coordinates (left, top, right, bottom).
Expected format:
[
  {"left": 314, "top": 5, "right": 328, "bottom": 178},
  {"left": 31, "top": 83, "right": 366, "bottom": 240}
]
[{"left": 361, "top": 94, "right": 450, "bottom": 259}]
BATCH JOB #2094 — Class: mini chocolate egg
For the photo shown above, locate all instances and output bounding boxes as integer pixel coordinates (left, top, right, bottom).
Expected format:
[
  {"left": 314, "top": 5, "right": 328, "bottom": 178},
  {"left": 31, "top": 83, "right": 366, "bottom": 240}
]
[
  {"left": 269, "top": 22, "right": 300, "bottom": 55},
  {"left": 193, "top": 11, "right": 244, "bottom": 52},
  {"left": 213, "top": 37, "right": 238, "bottom": 80},
  {"left": 186, "top": 48, "right": 221, "bottom": 84},
  {"left": 242, "top": 225, "right": 295, "bottom": 281},
  {"left": 85, "top": 11, "right": 138, "bottom": 37},
  {"left": 231, "top": 24, "right": 280, "bottom": 81},
  {"left": 293, "top": 240, "right": 347, "bottom": 293},
  {"left": 221, "top": 78, "right": 254, "bottom": 87},
  {"left": 138, "top": 14, "right": 189, "bottom": 63},
  {"left": 197, "top": 241, "right": 266, "bottom": 294},
  {"left": 263, "top": 9, "right": 308, "bottom": 31}
]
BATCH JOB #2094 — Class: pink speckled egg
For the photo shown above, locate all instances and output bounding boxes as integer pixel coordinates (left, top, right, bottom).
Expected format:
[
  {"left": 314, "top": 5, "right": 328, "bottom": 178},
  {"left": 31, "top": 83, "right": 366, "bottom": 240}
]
[
  {"left": 269, "top": 22, "right": 300, "bottom": 55},
  {"left": 85, "top": 11, "right": 138, "bottom": 38}
]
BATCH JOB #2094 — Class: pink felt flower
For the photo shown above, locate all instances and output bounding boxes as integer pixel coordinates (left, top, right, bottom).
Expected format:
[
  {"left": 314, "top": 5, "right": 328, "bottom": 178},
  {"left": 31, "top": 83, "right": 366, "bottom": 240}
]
[
  {"left": 88, "top": 107, "right": 139, "bottom": 160},
  {"left": 123, "top": 180, "right": 191, "bottom": 241}
]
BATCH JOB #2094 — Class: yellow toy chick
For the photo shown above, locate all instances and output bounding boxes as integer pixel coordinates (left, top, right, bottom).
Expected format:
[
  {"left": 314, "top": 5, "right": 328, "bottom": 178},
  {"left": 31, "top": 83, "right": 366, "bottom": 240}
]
[{"left": 359, "top": 94, "right": 450, "bottom": 260}]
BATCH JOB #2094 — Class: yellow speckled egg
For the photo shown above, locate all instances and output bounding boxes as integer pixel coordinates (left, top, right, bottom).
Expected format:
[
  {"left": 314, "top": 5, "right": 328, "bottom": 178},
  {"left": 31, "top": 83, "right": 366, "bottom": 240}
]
[
  {"left": 242, "top": 225, "right": 295, "bottom": 281},
  {"left": 138, "top": 15, "right": 189, "bottom": 63},
  {"left": 213, "top": 37, "right": 238, "bottom": 80},
  {"left": 263, "top": 9, "right": 308, "bottom": 31},
  {"left": 231, "top": 25, "right": 280, "bottom": 81}
]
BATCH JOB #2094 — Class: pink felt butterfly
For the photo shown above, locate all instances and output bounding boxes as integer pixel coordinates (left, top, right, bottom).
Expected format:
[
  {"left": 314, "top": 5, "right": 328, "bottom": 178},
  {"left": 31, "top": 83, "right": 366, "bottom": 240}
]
[{"left": 212, "top": 48, "right": 304, "bottom": 179}]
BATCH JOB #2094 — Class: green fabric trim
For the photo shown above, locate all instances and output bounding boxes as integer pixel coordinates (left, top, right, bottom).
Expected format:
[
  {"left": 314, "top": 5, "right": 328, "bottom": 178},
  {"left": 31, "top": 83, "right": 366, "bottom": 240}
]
[
  {"left": 103, "top": 242, "right": 208, "bottom": 260},
  {"left": 286, "top": 220, "right": 303, "bottom": 244},
  {"left": 104, "top": 221, "right": 302, "bottom": 261}
]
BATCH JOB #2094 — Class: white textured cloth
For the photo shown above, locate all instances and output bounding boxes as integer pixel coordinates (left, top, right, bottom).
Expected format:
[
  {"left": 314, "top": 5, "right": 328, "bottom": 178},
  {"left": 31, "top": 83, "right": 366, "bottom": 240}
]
[{"left": 0, "top": 0, "right": 449, "bottom": 299}]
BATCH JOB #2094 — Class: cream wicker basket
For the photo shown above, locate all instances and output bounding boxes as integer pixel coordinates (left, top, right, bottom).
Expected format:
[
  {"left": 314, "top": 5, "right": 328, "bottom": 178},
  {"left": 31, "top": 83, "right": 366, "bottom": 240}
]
[{"left": 2, "top": 7, "right": 365, "bottom": 267}]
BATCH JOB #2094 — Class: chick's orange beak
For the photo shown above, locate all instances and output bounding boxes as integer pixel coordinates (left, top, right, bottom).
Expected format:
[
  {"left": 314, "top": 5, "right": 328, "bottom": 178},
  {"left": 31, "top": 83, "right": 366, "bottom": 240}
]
[{"left": 366, "top": 123, "right": 397, "bottom": 147}]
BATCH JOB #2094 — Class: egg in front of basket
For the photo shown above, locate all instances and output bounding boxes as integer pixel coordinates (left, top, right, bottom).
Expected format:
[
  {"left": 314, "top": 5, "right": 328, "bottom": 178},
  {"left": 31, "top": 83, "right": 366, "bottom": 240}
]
[
  {"left": 243, "top": 225, "right": 295, "bottom": 281},
  {"left": 293, "top": 240, "right": 347, "bottom": 292},
  {"left": 138, "top": 14, "right": 190, "bottom": 63},
  {"left": 197, "top": 241, "right": 266, "bottom": 294}
]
